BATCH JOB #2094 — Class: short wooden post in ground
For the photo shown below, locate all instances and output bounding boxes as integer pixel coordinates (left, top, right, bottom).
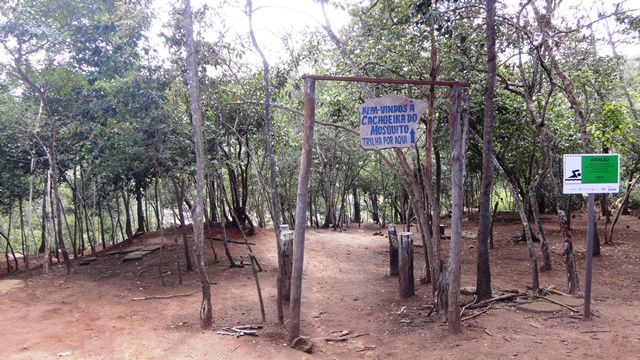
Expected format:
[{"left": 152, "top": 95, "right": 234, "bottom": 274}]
[
  {"left": 398, "top": 232, "right": 415, "bottom": 298},
  {"left": 388, "top": 225, "right": 399, "bottom": 276},
  {"left": 279, "top": 230, "right": 294, "bottom": 302}
]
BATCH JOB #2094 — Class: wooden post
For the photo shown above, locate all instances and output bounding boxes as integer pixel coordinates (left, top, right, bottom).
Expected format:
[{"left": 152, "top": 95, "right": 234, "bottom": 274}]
[
  {"left": 447, "top": 85, "right": 466, "bottom": 334},
  {"left": 584, "top": 193, "right": 595, "bottom": 319},
  {"left": 398, "top": 232, "right": 415, "bottom": 298},
  {"left": 388, "top": 225, "right": 399, "bottom": 276},
  {"left": 289, "top": 77, "right": 316, "bottom": 343},
  {"left": 279, "top": 230, "right": 293, "bottom": 302}
]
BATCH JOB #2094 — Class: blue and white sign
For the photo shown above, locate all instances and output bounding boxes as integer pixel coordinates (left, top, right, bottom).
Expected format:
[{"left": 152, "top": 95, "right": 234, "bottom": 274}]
[{"left": 359, "top": 95, "right": 427, "bottom": 150}]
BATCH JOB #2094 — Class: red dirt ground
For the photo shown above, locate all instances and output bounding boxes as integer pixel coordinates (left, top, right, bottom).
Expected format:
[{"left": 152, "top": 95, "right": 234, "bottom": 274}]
[{"left": 1, "top": 213, "right": 640, "bottom": 359}]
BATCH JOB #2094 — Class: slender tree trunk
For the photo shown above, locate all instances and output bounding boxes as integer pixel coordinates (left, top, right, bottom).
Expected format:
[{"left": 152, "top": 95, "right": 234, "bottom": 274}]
[
  {"left": 19, "top": 198, "right": 26, "bottom": 268},
  {"left": 184, "top": 0, "right": 213, "bottom": 328},
  {"left": 25, "top": 156, "right": 34, "bottom": 271},
  {"left": 247, "top": 0, "right": 285, "bottom": 323},
  {"left": 5, "top": 203, "right": 19, "bottom": 271},
  {"left": 472, "top": 130, "right": 540, "bottom": 292},
  {"left": 121, "top": 190, "right": 133, "bottom": 240},
  {"left": 43, "top": 170, "right": 52, "bottom": 273},
  {"left": 208, "top": 178, "right": 218, "bottom": 223},
  {"left": 475, "top": 0, "right": 496, "bottom": 301},
  {"left": 115, "top": 192, "right": 125, "bottom": 243},
  {"left": 352, "top": 187, "right": 361, "bottom": 224},
  {"left": 288, "top": 77, "right": 316, "bottom": 343},
  {"left": 154, "top": 178, "right": 161, "bottom": 230},
  {"left": 529, "top": 164, "right": 552, "bottom": 271},
  {"left": 172, "top": 178, "right": 194, "bottom": 272},
  {"left": 59, "top": 199, "right": 75, "bottom": 258},
  {"left": 81, "top": 171, "right": 95, "bottom": 255},
  {"left": 98, "top": 201, "right": 106, "bottom": 251},
  {"left": 608, "top": 175, "right": 639, "bottom": 243},
  {"left": 135, "top": 185, "right": 146, "bottom": 234},
  {"left": 215, "top": 172, "right": 243, "bottom": 268},
  {"left": 107, "top": 200, "right": 116, "bottom": 246}
]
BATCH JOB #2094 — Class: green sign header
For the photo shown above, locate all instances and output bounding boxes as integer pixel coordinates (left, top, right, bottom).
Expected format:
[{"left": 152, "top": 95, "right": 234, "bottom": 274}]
[{"left": 581, "top": 155, "right": 619, "bottom": 184}]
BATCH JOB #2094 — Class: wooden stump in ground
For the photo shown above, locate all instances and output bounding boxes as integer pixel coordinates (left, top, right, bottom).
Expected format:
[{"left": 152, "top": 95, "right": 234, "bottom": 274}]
[
  {"left": 398, "top": 232, "right": 415, "bottom": 298},
  {"left": 279, "top": 230, "right": 294, "bottom": 302},
  {"left": 388, "top": 225, "right": 399, "bottom": 276}
]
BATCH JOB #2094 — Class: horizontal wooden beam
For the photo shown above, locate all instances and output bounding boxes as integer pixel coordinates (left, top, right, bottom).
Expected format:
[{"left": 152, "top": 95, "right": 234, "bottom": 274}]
[{"left": 302, "top": 75, "right": 471, "bottom": 88}]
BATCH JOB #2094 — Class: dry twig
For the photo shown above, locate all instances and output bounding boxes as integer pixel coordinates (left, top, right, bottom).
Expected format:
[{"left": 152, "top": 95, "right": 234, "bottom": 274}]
[{"left": 130, "top": 291, "right": 196, "bottom": 301}]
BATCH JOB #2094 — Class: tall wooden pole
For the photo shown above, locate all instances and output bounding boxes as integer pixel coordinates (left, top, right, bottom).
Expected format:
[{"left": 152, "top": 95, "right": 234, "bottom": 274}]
[
  {"left": 447, "top": 86, "right": 464, "bottom": 334},
  {"left": 289, "top": 77, "right": 316, "bottom": 343}
]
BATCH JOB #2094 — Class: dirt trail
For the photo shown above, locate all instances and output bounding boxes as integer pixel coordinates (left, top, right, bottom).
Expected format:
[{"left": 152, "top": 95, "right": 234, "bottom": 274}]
[{"left": 1, "top": 214, "right": 639, "bottom": 359}]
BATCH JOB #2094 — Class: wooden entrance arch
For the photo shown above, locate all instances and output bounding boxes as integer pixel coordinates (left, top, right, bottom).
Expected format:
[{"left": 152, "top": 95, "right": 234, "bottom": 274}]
[{"left": 288, "top": 75, "right": 471, "bottom": 343}]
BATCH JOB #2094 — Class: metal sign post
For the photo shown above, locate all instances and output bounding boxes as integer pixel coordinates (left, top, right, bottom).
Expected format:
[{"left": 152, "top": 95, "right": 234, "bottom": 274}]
[{"left": 563, "top": 153, "right": 620, "bottom": 319}]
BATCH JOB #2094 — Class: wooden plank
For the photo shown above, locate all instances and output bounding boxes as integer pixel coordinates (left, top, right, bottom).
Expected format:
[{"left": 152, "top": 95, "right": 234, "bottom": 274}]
[
  {"left": 141, "top": 245, "right": 163, "bottom": 252},
  {"left": 79, "top": 257, "right": 98, "bottom": 265},
  {"left": 122, "top": 251, "right": 146, "bottom": 262}
]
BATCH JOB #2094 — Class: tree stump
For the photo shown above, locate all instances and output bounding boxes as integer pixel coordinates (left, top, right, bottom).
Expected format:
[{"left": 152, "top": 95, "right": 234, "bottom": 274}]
[
  {"left": 398, "top": 232, "right": 415, "bottom": 298},
  {"left": 388, "top": 225, "right": 399, "bottom": 276},
  {"left": 279, "top": 230, "right": 294, "bottom": 301}
]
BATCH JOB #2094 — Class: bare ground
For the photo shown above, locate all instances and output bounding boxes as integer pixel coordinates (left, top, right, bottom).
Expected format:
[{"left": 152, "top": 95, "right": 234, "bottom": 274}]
[{"left": 1, "top": 213, "right": 640, "bottom": 359}]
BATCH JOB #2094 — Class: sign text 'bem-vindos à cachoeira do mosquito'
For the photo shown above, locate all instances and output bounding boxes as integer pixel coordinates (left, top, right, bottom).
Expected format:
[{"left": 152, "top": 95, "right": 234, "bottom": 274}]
[{"left": 359, "top": 95, "right": 427, "bottom": 150}]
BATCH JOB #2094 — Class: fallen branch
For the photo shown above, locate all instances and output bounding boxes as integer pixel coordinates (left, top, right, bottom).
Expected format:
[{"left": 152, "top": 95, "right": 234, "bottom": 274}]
[
  {"left": 534, "top": 295, "right": 579, "bottom": 313},
  {"left": 355, "top": 345, "right": 378, "bottom": 352},
  {"left": 325, "top": 337, "right": 348, "bottom": 342},
  {"left": 211, "top": 237, "right": 256, "bottom": 246},
  {"left": 461, "top": 307, "right": 490, "bottom": 322},
  {"left": 461, "top": 295, "right": 478, "bottom": 316},
  {"left": 581, "top": 329, "right": 609, "bottom": 334},
  {"left": 546, "top": 287, "right": 571, "bottom": 297},
  {"left": 217, "top": 325, "right": 262, "bottom": 337},
  {"left": 130, "top": 291, "right": 196, "bottom": 301},
  {"left": 467, "top": 293, "right": 523, "bottom": 309}
]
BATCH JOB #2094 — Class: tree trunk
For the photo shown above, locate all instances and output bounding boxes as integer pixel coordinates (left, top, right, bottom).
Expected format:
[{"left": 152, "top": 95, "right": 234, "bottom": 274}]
[
  {"left": 115, "top": 192, "right": 126, "bottom": 243},
  {"left": 352, "top": 187, "right": 361, "bottom": 224},
  {"left": 106, "top": 201, "right": 116, "bottom": 246},
  {"left": 208, "top": 178, "right": 218, "bottom": 223},
  {"left": 19, "top": 198, "right": 26, "bottom": 268},
  {"left": 42, "top": 170, "right": 52, "bottom": 273},
  {"left": 98, "top": 201, "right": 106, "bottom": 251},
  {"left": 528, "top": 154, "right": 552, "bottom": 271},
  {"left": 489, "top": 200, "right": 499, "bottom": 249},
  {"left": 288, "top": 77, "right": 315, "bottom": 343},
  {"left": 121, "top": 190, "right": 133, "bottom": 241},
  {"left": 475, "top": 0, "right": 496, "bottom": 301},
  {"left": 215, "top": 173, "right": 243, "bottom": 268},
  {"left": 388, "top": 225, "right": 399, "bottom": 276},
  {"left": 183, "top": 0, "right": 213, "bottom": 328},
  {"left": 608, "top": 175, "right": 638, "bottom": 243},
  {"left": 4, "top": 203, "right": 19, "bottom": 272},
  {"left": 135, "top": 185, "right": 146, "bottom": 234},
  {"left": 369, "top": 193, "right": 380, "bottom": 224},
  {"left": 173, "top": 178, "right": 194, "bottom": 272},
  {"left": 25, "top": 156, "right": 35, "bottom": 271},
  {"left": 154, "top": 178, "right": 161, "bottom": 230},
  {"left": 80, "top": 171, "right": 96, "bottom": 255}
]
